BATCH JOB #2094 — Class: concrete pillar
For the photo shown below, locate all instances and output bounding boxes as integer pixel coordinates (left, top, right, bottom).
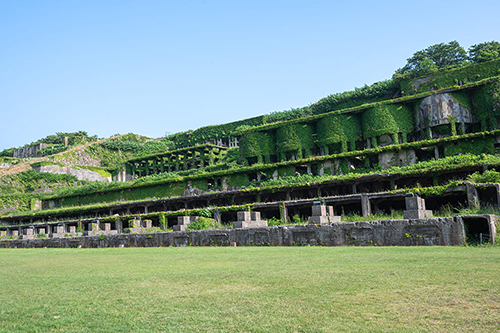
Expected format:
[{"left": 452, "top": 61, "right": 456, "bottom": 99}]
[
  {"left": 116, "top": 220, "right": 123, "bottom": 233},
  {"left": 361, "top": 194, "right": 371, "bottom": 217},
  {"left": 467, "top": 183, "right": 480, "bottom": 209},
  {"left": 144, "top": 205, "right": 149, "bottom": 214},
  {"left": 280, "top": 203, "right": 288, "bottom": 223},
  {"left": 213, "top": 210, "right": 221, "bottom": 225},
  {"left": 237, "top": 211, "right": 251, "bottom": 222},
  {"left": 495, "top": 184, "right": 500, "bottom": 208},
  {"left": 434, "top": 146, "right": 439, "bottom": 160}
]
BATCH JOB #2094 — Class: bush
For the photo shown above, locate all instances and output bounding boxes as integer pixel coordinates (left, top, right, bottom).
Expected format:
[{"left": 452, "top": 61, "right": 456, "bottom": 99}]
[
  {"left": 467, "top": 170, "right": 500, "bottom": 183},
  {"left": 187, "top": 217, "right": 216, "bottom": 231},
  {"left": 267, "top": 217, "right": 282, "bottom": 226}
]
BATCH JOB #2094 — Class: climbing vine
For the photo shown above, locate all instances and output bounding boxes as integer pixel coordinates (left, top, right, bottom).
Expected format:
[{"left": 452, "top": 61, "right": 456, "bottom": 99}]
[{"left": 362, "top": 104, "right": 413, "bottom": 141}]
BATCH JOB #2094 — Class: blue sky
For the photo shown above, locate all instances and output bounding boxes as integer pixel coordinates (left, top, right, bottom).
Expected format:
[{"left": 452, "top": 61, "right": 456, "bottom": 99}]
[{"left": 1, "top": 0, "right": 499, "bottom": 150}]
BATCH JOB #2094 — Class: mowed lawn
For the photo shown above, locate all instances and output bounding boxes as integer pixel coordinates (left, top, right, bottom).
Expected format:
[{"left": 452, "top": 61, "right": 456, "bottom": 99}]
[{"left": 0, "top": 247, "right": 499, "bottom": 332}]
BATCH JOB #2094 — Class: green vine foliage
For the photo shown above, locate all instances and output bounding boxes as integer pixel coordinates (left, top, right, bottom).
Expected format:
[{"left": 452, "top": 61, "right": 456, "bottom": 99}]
[
  {"left": 240, "top": 130, "right": 276, "bottom": 161},
  {"left": 450, "top": 91, "right": 473, "bottom": 111},
  {"left": 316, "top": 113, "right": 361, "bottom": 149},
  {"left": 473, "top": 81, "right": 500, "bottom": 130},
  {"left": 167, "top": 115, "right": 267, "bottom": 149},
  {"left": 275, "top": 124, "right": 314, "bottom": 160},
  {"left": 400, "top": 58, "right": 500, "bottom": 95},
  {"left": 309, "top": 80, "right": 399, "bottom": 115},
  {"left": 362, "top": 104, "right": 413, "bottom": 139}
]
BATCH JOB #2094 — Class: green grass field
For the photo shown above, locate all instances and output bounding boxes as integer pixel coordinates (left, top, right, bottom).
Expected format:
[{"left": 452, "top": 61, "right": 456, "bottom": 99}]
[{"left": 0, "top": 247, "right": 499, "bottom": 332}]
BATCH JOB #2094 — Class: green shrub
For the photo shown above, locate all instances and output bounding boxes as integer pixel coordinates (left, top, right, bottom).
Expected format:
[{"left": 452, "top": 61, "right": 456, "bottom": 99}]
[
  {"left": 187, "top": 217, "right": 216, "bottom": 231},
  {"left": 467, "top": 170, "right": 500, "bottom": 183}
]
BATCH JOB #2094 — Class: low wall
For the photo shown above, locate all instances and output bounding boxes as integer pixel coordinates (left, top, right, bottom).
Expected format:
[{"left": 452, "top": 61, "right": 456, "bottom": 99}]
[
  {"left": 35, "top": 165, "right": 111, "bottom": 182},
  {"left": 0, "top": 217, "right": 467, "bottom": 248}
]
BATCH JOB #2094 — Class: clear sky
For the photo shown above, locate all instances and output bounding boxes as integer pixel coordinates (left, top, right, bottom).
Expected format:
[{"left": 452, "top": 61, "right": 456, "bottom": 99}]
[{"left": 1, "top": 0, "right": 499, "bottom": 151}]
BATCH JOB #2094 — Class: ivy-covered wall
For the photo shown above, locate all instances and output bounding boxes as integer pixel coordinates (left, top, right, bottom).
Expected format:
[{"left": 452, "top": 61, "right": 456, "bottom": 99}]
[
  {"left": 401, "top": 58, "right": 500, "bottom": 95},
  {"left": 316, "top": 114, "right": 361, "bottom": 153},
  {"left": 275, "top": 124, "right": 314, "bottom": 161},
  {"left": 240, "top": 130, "right": 276, "bottom": 164},
  {"left": 361, "top": 104, "right": 413, "bottom": 144},
  {"left": 473, "top": 81, "right": 500, "bottom": 131},
  {"left": 167, "top": 115, "right": 267, "bottom": 149}
]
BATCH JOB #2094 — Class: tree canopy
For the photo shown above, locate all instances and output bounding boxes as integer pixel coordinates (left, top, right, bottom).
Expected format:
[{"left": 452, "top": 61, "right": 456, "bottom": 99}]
[
  {"left": 395, "top": 40, "right": 467, "bottom": 76},
  {"left": 468, "top": 41, "right": 500, "bottom": 63}
]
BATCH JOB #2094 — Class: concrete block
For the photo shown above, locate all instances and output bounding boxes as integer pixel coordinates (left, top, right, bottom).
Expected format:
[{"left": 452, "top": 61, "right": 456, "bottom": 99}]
[
  {"left": 173, "top": 225, "right": 187, "bottom": 231},
  {"left": 311, "top": 205, "right": 327, "bottom": 216},
  {"left": 405, "top": 197, "right": 426, "bottom": 210},
  {"left": 129, "top": 220, "right": 141, "bottom": 228},
  {"left": 403, "top": 210, "right": 433, "bottom": 219},
  {"left": 327, "top": 206, "right": 334, "bottom": 217},
  {"left": 308, "top": 215, "right": 341, "bottom": 225},
  {"left": 237, "top": 211, "right": 251, "bottom": 222},
  {"left": 251, "top": 212, "right": 261, "bottom": 221},
  {"left": 177, "top": 216, "right": 191, "bottom": 225},
  {"left": 233, "top": 220, "right": 268, "bottom": 229}
]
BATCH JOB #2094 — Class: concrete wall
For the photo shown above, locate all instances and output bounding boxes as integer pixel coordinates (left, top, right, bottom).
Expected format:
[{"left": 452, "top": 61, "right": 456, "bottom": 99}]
[
  {"left": 0, "top": 217, "right": 466, "bottom": 248},
  {"left": 13, "top": 144, "right": 51, "bottom": 158},
  {"left": 35, "top": 165, "right": 111, "bottom": 182}
]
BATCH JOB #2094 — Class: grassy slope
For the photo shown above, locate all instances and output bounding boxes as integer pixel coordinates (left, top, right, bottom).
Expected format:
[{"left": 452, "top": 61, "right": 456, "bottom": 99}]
[{"left": 0, "top": 247, "right": 498, "bottom": 332}]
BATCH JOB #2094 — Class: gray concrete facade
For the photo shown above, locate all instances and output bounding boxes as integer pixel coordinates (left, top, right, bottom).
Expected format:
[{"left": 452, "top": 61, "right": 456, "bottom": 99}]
[{"left": 1, "top": 215, "right": 492, "bottom": 248}]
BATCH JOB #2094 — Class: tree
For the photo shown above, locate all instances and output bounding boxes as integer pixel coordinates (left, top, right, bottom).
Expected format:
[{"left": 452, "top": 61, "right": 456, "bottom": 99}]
[
  {"left": 395, "top": 40, "right": 467, "bottom": 76},
  {"left": 468, "top": 41, "right": 500, "bottom": 63}
]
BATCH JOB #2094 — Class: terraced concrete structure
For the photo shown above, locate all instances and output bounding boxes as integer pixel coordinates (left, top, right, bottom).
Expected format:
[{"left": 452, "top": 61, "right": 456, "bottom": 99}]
[{"left": 2, "top": 59, "right": 500, "bottom": 246}]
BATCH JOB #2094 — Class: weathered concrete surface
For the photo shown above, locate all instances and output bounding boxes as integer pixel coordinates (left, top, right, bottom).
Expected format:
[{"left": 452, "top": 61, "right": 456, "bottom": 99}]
[
  {"left": 13, "top": 144, "right": 51, "bottom": 158},
  {"left": 0, "top": 217, "right": 467, "bottom": 248},
  {"left": 233, "top": 211, "right": 268, "bottom": 229},
  {"left": 379, "top": 149, "right": 416, "bottom": 170},
  {"left": 35, "top": 165, "right": 111, "bottom": 182},
  {"left": 416, "top": 93, "right": 474, "bottom": 131}
]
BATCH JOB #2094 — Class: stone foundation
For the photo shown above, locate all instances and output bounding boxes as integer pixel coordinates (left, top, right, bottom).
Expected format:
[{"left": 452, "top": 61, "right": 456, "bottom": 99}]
[{"left": 0, "top": 216, "right": 479, "bottom": 248}]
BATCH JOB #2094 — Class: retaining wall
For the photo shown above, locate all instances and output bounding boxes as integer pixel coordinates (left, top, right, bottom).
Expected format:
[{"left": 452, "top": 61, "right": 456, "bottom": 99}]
[{"left": 0, "top": 217, "right": 468, "bottom": 248}]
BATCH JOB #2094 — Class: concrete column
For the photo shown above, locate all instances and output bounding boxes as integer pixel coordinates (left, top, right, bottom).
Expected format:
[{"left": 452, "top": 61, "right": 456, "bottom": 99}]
[
  {"left": 213, "top": 210, "right": 221, "bottom": 225},
  {"left": 144, "top": 205, "right": 149, "bottom": 214},
  {"left": 280, "top": 203, "right": 288, "bottom": 223},
  {"left": 434, "top": 146, "right": 439, "bottom": 160},
  {"left": 495, "top": 184, "right": 500, "bottom": 208},
  {"left": 116, "top": 220, "right": 123, "bottom": 233},
  {"left": 467, "top": 183, "right": 480, "bottom": 209},
  {"left": 361, "top": 194, "right": 371, "bottom": 217}
]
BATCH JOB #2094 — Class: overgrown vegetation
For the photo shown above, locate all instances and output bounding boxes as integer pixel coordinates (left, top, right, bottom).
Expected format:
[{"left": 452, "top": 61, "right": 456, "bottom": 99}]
[
  {"left": 2, "top": 40, "right": 500, "bottom": 221},
  {"left": 0, "top": 170, "right": 84, "bottom": 195}
]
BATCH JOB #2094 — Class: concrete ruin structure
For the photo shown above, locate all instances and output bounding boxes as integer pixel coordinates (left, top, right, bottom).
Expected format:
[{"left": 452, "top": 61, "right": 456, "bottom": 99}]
[
  {"left": 2, "top": 58, "right": 500, "bottom": 248},
  {"left": 13, "top": 143, "right": 51, "bottom": 158},
  {"left": 0, "top": 214, "right": 496, "bottom": 249}
]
